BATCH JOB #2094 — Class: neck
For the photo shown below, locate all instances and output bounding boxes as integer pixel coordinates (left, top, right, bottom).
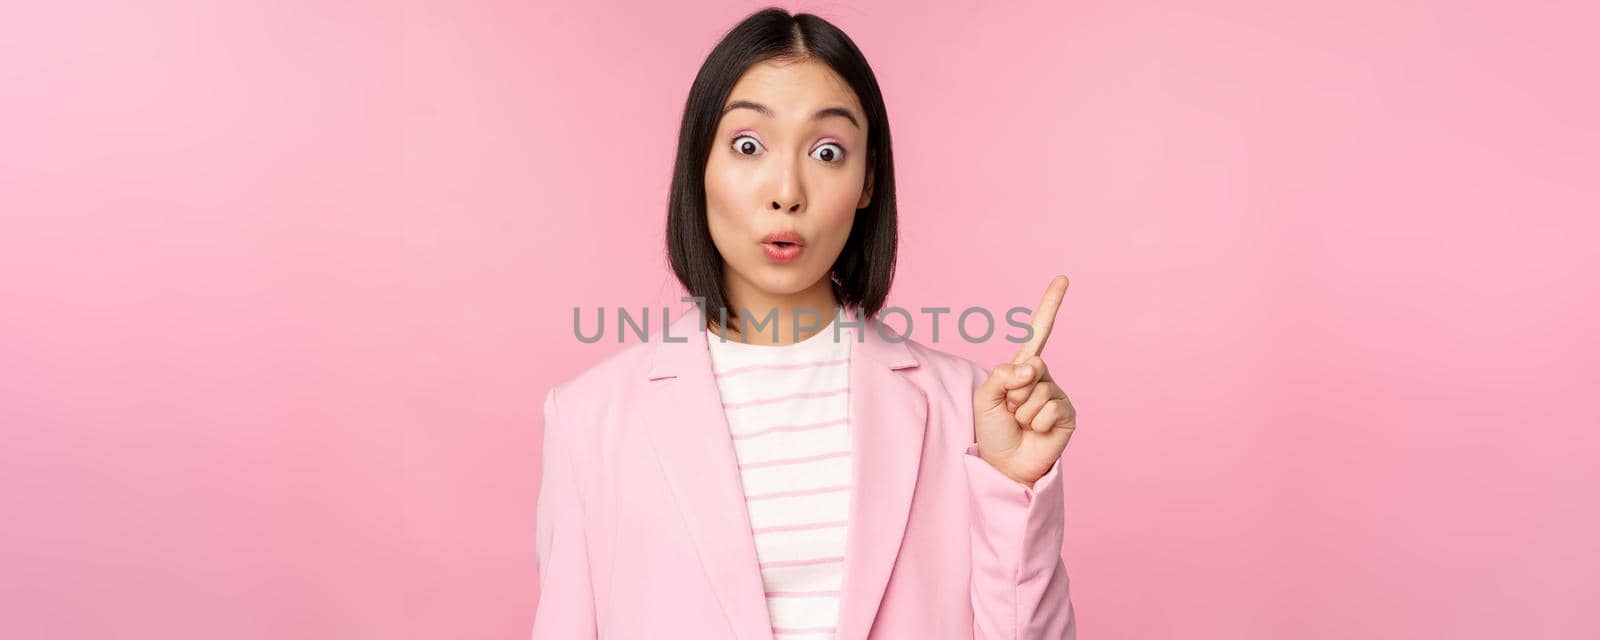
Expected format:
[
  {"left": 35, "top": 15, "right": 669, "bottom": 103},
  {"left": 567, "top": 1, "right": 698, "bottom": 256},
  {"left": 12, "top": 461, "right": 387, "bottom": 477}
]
[{"left": 717, "top": 273, "right": 841, "bottom": 346}]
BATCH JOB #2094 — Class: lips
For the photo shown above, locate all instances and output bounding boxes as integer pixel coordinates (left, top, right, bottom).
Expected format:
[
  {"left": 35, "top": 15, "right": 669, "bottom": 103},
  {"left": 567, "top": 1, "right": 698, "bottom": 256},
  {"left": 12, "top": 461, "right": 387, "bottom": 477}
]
[
  {"left": 760, "top": 231, "right": 806, "bottom": 264},
  {"left": 760, "top": 231, "right": 806, "bottom": 248}
]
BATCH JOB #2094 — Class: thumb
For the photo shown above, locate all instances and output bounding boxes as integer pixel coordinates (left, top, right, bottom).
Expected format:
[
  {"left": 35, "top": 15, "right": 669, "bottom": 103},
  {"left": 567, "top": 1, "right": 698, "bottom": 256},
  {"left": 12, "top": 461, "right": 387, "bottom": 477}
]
[{"left": 975, "top": 363, "right": 1036, "bottom": 411}]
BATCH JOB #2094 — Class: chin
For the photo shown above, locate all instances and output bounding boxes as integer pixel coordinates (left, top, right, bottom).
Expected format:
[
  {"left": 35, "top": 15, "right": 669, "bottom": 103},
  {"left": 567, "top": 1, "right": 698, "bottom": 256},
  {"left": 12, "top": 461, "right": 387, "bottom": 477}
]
[{"left": 751, "top": 265, "right": 826, "bottom": 295}]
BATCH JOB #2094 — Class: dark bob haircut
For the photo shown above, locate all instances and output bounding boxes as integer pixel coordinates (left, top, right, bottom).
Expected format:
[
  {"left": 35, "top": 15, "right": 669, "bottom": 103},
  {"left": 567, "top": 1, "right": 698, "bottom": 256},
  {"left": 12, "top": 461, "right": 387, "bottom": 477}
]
[{"left": 666, "top": 7, "right": 897, "bottom": 331}]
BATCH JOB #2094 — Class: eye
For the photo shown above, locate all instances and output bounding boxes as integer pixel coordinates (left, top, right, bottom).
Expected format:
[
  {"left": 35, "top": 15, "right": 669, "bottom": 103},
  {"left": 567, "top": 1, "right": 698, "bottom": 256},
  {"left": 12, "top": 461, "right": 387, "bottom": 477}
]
[
  {"left": 731, "top": 134, "right": 765, "bottom": 157},
  {"left": 810, "top": 142, "right": 845, "bottom": 164}
]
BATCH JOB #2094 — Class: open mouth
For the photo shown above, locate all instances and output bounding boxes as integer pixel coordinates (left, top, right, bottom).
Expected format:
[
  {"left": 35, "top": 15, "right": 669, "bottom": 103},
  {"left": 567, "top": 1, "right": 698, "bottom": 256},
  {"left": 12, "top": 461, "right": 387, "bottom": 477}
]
[
  {"left": 760, "top": 230, "right": 805, "bottom": 247},
  {"left": 760, "top": 233, "right": 806, "bottom": 263}
]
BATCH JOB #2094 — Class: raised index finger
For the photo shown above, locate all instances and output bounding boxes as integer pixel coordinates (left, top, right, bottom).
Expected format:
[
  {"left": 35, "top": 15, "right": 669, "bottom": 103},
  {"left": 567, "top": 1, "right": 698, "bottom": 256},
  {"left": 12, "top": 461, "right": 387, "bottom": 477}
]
[{"left": 1012, "top": 274, "right": 1070, "bottom": 364}]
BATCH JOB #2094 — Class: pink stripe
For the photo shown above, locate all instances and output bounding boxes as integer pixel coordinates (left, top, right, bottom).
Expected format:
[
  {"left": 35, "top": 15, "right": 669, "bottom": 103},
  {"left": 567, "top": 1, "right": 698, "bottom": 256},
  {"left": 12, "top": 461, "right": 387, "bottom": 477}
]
[
  {"left": 745, "top": 484, "right": 850, "bottom": 501},
  {"left": 752, "top": 519, "right": 848, "bottom": 534},
  {"left": 714, "top": 357, "right": 848, "bottom": 378},
  {"left": 765, "top": 590, "right": 842, "bottom": 598},
  {"left": 721, "top": 387, "right": 847, "bottom": 409},
  {"left": 739, "top": 450, "right": 850, "bottom": 469},
  {"left": 772, "top": 625, "right": 838, "bottom": 634},
  {"left": 731, "top": 418, "right": 849, "bottom": 440},
  {"left": 760, "top": 555, "right": 845, "bottom": 569}
]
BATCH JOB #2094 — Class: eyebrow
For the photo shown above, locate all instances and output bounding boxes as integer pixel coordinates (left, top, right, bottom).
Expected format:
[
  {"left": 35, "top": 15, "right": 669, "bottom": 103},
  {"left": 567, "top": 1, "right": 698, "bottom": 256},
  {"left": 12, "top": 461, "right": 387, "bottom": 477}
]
[{"left": 721, "top": 100, "right": 861, "bottom": 130}]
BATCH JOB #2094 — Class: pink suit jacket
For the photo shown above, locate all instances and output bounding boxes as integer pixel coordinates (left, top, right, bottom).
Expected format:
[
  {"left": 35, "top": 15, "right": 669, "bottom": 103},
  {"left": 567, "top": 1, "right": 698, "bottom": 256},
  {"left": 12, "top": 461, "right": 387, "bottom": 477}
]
[{"left": 533, "top": 307, "right": 1077, "bottom": 639}]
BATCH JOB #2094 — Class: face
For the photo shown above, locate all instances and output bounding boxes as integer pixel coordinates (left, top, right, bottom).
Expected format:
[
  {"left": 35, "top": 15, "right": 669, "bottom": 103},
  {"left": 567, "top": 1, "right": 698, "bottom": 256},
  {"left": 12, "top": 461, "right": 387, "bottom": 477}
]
[{"left": 704, "top": 57, "right": 874, "bottom": 312}]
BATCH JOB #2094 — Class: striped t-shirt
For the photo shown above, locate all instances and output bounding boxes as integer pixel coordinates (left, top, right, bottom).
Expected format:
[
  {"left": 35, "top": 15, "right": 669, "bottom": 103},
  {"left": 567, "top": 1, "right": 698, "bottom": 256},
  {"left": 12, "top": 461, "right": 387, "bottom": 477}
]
[{"left": 706, "top": 316, "right": 853, "bottom": 639}]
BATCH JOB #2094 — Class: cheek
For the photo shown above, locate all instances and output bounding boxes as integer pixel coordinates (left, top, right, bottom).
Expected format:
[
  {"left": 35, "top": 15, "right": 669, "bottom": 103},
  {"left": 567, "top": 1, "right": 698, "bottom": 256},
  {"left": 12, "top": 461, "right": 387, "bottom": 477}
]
[
  {"left": 815, "top": 176, "right": 863, "bottom": 243},
  {"left": 703, "top": 160, "right": 737, "bottom": 228},
  {"left": 818, "top": 163, "right": 866, "bottom": 207},
  {"left": 704, "top": 155, "right": 753, "bottom": 216},
  {"left": 819, "top": 209, "right": 856, "bottom": 251}
]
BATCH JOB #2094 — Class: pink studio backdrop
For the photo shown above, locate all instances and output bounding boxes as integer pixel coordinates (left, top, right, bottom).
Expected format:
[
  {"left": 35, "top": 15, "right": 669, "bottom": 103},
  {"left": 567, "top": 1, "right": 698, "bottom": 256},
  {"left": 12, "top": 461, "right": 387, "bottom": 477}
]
[{"left": 2, "top": 1, "right": 1596, "bottom": 638}]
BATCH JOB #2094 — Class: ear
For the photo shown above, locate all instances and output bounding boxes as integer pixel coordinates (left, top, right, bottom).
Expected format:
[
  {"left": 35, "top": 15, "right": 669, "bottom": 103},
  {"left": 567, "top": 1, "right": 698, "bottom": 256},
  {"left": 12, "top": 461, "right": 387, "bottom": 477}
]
[{"left": 856, "top": 151, "right": 875, "bottom": 209}]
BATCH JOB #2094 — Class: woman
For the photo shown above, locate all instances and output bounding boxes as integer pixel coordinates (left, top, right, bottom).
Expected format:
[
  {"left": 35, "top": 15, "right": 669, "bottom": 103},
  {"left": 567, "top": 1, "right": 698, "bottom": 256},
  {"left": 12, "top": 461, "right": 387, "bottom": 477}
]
[{"left": 534, "top": 7, "right": 1078, "bottom": 639}]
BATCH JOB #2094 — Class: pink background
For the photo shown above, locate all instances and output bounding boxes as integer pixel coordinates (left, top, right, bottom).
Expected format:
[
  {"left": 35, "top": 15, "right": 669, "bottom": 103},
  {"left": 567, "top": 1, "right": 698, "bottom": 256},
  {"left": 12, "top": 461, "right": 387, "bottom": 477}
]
[{"left": 3, "top": 1, "right": 1596, "bottom": 638}]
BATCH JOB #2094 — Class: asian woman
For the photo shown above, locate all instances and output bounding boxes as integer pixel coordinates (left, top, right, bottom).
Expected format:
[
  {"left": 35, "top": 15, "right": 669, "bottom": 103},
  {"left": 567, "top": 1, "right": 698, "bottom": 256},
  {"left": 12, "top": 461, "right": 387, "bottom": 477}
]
[{"left": 534, "top": 7, "right": 1079, "bottom": 639}]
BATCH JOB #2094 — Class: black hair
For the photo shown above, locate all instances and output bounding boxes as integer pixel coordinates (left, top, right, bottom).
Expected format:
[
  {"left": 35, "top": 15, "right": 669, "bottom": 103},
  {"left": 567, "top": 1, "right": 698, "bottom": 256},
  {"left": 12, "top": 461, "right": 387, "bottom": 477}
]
[{"left": 666, "top": 6, "right": 897, "bottom": 331}]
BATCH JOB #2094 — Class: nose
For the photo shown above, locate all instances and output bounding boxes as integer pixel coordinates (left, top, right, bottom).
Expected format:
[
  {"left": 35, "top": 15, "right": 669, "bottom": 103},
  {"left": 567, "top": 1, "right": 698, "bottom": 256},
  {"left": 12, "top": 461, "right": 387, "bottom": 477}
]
[
  {"left": 768, "top": 158, "right": 804, "bottom": 214},
  {"left": 770, "top": 198, "right": 801, "bottom": 213}
]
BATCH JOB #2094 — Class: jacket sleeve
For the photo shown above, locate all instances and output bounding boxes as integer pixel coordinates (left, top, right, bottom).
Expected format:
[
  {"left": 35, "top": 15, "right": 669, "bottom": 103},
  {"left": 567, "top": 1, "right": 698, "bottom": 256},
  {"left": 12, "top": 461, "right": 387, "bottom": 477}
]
[
  {"left": 964, "top": 365, "right": 1078, "bottom": 639},
  {"left": 531, "top": 387, "right": 599, "bottom": 639}
]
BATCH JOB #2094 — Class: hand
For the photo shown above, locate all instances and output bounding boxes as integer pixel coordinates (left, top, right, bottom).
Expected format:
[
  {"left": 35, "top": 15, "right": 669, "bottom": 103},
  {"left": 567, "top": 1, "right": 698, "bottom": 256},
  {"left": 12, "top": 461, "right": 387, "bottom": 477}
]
[{"left": 972, "top": 275, "right": 1077, "bottom": 488}]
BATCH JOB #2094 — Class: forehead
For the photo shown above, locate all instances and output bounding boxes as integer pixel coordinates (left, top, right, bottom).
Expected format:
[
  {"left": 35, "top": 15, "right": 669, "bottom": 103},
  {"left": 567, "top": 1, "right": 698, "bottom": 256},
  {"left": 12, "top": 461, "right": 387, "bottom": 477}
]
[{"left": 722, "top": 58, "right": 864, "bottom": 120}]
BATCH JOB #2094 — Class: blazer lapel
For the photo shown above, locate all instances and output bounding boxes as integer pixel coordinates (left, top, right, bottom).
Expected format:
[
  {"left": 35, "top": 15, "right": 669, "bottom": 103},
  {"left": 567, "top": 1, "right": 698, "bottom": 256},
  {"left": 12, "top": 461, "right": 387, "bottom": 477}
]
[
  {"left": 835, "top": 307, "right": 926, "bottom": 640},
  {"left": 644, "top": 308, "right": 774, "bottom": 640},
  {"left": 642, "top": 305, "right": 927, "bottom": 640}
]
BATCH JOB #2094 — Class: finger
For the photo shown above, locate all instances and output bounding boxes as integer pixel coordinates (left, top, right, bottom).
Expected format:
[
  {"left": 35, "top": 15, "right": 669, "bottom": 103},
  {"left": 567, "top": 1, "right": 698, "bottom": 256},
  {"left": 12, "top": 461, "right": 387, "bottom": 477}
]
[
  {"left": 974, "top": 362, "right": 1037, "bottom": 410},
  {"left": 1004, "top": 380, "right": 1056, "bottom": 425},
  {"left": 1030, "top": 399, "right": 1068, "bottom": 433},
  {"left": 1004, "top": 356, "right": 1053, "bottom": 409},
  {"left": 1012, "top": 274, "right": 1070, "bottom": 364},
  {"left": 1017, "top": 385, "right": 1068, "bottom": 428}
]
